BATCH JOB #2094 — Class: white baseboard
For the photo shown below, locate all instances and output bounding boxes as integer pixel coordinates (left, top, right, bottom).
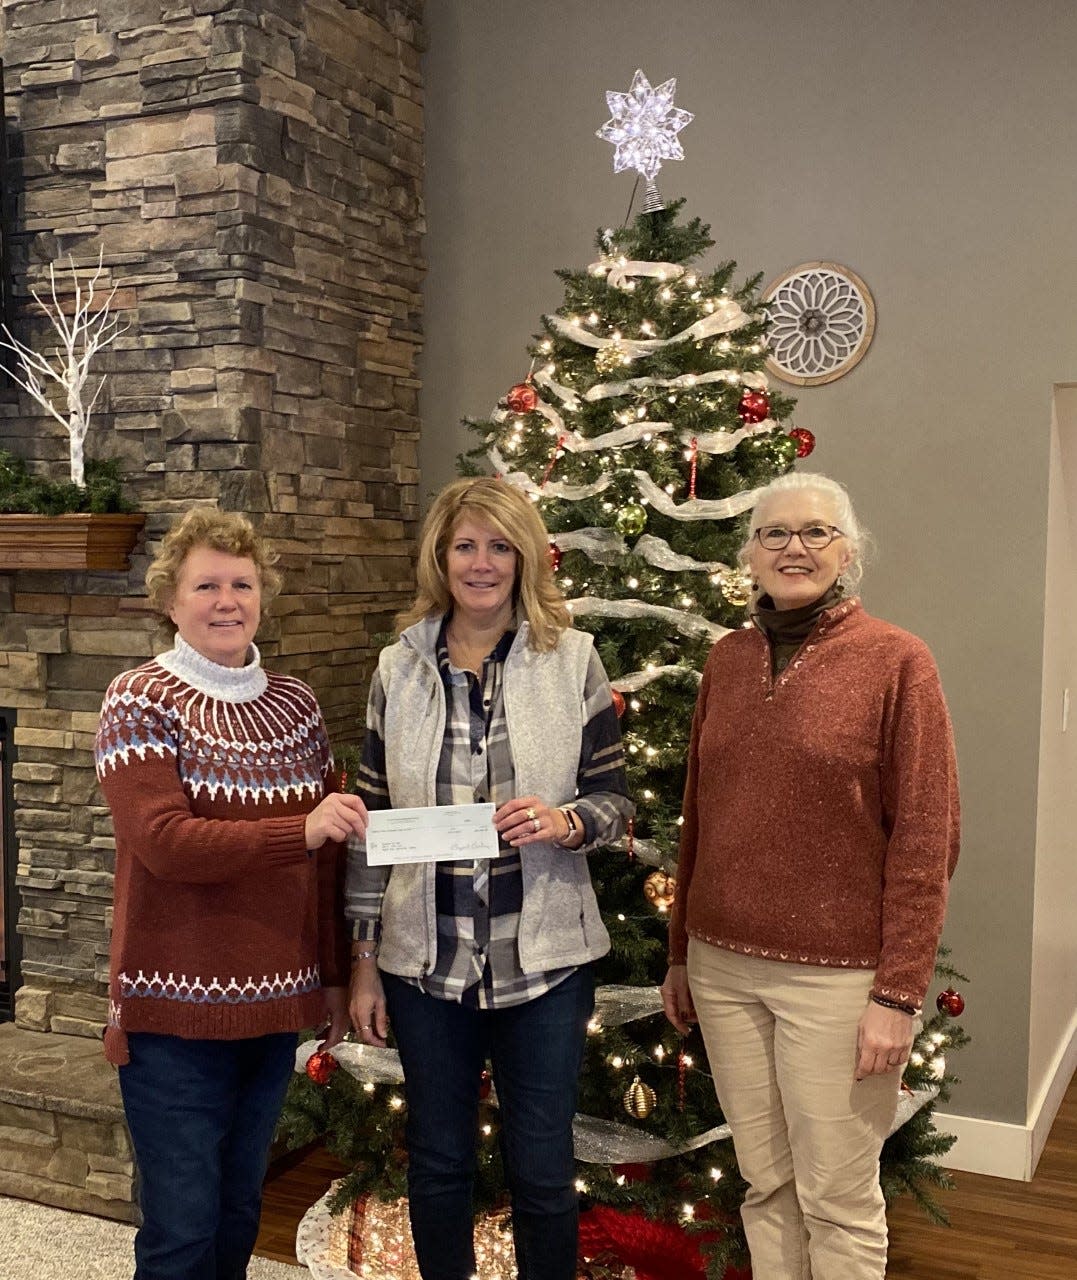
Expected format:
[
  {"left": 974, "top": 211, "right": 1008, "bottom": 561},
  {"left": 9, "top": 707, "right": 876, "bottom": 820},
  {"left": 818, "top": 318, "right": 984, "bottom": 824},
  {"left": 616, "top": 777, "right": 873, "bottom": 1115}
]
[
  {"left": 934, "top": 1008, "right": 1077, "bottom": 1181},
  {"left": 932, "top": 1111, "right": 1034, "bottom": 1180},
  {"left": 1030, "top": 1004, "right": 1077, "bottom": 1170}
]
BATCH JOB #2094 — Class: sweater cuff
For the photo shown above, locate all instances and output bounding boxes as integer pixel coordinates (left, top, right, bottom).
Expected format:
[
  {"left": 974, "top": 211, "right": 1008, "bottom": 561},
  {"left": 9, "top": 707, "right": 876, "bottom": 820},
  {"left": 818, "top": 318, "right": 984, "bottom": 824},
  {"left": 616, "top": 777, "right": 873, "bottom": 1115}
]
[
  {"left": 871, "top": 980, "right": 924, "bottom": 1013},
  {"left": 261, "top": 816, "right": 311, "bottom": 867}
]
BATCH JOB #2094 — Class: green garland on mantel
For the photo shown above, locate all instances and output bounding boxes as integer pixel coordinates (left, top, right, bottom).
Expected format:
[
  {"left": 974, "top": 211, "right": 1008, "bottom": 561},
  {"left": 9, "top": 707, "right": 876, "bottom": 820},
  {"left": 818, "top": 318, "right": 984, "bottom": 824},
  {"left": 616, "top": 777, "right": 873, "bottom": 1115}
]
[{"left": 0, "top": 449, "right": 132, "bottom": 515}]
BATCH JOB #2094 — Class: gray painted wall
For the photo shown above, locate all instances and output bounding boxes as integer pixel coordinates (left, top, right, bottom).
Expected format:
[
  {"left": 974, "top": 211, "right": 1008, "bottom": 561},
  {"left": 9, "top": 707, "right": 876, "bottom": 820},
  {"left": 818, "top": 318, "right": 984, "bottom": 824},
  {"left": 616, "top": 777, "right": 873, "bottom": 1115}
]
[{"left": 419, "top": 0, "right": 1077, "bottom": 1124}]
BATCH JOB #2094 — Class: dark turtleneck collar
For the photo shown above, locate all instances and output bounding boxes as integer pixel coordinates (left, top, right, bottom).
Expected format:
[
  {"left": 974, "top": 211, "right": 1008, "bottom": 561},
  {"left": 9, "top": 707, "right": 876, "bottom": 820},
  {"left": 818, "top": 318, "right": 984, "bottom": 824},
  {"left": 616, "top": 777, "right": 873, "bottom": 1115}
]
[{"left": 752, "top": 583, "right": 845, "bottom": 675}]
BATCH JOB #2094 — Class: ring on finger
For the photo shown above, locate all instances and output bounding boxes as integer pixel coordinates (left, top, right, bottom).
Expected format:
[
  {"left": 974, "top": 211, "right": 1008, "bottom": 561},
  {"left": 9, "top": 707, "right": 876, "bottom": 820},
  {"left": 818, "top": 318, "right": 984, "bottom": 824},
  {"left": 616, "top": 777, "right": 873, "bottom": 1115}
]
[
  {"left": 525, "top": 806, "right": 537, "bottom": 820},
  {"left": 531, "top": 817, "right": 541, "bottom": 833}
]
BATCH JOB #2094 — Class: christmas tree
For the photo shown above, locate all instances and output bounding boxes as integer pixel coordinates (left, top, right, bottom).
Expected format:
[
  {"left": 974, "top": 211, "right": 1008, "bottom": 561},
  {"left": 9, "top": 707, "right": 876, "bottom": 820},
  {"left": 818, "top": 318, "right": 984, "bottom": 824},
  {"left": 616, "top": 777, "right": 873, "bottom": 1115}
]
[{"left": 279, "top": 73, "right": 968, "bottom": 1280}]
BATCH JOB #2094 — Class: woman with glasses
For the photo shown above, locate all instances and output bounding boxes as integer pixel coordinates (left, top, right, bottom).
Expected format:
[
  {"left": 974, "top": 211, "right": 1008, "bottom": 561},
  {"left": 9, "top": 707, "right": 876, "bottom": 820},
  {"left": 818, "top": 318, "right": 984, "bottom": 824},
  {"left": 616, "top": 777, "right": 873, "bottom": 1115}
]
[{"left": 661, "top": 471, "right": 959, "bottom": 1280}]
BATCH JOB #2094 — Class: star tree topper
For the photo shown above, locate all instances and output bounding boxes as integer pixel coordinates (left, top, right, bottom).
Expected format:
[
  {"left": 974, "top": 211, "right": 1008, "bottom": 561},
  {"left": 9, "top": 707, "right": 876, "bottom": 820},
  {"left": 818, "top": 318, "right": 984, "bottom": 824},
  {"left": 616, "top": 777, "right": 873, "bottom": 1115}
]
[{"left": 596, "top": 68, "right": 693, "bottom": 207}]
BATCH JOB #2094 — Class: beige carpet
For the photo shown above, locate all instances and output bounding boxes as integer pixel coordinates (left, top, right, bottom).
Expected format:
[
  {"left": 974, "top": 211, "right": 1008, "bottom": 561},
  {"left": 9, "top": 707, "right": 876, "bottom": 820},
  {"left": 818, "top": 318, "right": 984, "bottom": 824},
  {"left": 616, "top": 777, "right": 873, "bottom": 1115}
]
[{"left": 0, "top": 1195, "right": 301, "bottom": 1279}]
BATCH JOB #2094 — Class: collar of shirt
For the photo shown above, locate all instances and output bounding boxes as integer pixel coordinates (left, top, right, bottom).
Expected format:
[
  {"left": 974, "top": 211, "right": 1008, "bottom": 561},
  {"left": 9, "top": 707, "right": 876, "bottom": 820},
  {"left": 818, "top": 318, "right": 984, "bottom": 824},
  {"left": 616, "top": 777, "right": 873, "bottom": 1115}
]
[{"left": 436, "top": 615, "right": 517, "bottom": 681}]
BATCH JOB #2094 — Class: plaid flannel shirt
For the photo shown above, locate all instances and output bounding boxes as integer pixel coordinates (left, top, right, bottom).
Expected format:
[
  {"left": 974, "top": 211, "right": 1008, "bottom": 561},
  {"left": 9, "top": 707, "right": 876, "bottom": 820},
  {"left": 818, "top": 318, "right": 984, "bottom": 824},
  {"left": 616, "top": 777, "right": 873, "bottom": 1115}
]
[{"left": 352, "top": 619, "right": 632, "bottom": 1008}]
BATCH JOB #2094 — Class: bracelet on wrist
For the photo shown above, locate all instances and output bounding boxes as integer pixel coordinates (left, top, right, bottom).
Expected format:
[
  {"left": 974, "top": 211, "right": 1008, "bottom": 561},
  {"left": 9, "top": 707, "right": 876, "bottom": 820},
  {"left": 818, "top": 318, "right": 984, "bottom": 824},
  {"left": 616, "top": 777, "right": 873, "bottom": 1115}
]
[
  {"left": 351, "top": 948, "right": 377, "bottom": 963},
  {"left": 871, "top": 994, "right": 919, "bottom": 1016},
  {"left": 554, "top": 806, "right": 581, "bottom": 847}
]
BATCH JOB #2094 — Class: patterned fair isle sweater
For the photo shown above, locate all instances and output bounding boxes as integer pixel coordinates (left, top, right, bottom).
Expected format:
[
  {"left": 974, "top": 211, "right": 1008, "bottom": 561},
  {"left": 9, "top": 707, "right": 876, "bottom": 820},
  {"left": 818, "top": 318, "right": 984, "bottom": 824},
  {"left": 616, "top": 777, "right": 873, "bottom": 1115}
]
[
  {"left": 94, "top": 635, "right": 350, "bottom": 1066},
  {"left": 668, "top": 599, "right": 960, "bottom": 1009}
]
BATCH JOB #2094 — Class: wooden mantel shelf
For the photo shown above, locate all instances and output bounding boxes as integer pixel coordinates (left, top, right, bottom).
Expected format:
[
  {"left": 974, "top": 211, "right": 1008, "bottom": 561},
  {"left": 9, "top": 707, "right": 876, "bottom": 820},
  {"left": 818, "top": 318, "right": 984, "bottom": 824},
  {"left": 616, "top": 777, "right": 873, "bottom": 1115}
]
[{"left": 0, "top": 513, "right": 146, "bottom": 571}]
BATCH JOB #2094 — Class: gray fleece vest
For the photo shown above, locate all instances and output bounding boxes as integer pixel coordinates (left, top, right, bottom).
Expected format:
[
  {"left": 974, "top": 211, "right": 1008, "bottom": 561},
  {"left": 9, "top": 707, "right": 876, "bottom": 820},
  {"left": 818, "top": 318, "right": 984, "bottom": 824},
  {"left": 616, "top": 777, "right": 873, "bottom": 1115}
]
[{"left": 375, "top": 615, "right": 611, "bottom": 979}]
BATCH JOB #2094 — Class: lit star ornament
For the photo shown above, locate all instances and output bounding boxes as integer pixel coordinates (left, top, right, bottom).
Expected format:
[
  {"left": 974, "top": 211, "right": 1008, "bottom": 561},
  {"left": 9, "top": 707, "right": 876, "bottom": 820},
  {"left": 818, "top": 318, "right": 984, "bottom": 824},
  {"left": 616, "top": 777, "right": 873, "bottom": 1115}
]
[{"left": 596, "top": 69, "right": 693, "bottom": 207}]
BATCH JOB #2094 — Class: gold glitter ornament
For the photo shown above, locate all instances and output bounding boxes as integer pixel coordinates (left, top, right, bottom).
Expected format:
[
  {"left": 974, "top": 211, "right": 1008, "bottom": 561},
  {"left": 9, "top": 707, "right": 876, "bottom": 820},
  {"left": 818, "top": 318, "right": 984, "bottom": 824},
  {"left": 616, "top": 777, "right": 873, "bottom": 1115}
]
[
  {"left": 642, "top": 869, "right": 677, "bottom": 912},
  {"left": 594, "top": 340, "right": 630, "bottom": 376},
  {"left": 718, "top": 567, "right": 753, "bottom": 607},
  {"left": 622, "top": 1074, "right": 657, "bottom": 1120}
]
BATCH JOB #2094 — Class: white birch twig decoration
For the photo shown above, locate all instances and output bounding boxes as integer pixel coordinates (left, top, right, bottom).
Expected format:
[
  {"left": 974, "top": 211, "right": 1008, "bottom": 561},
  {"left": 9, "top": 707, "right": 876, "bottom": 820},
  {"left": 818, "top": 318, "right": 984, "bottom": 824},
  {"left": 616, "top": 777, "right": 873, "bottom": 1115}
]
[{"left": 0, "top": 252, "right": 129, "bottom": 487}]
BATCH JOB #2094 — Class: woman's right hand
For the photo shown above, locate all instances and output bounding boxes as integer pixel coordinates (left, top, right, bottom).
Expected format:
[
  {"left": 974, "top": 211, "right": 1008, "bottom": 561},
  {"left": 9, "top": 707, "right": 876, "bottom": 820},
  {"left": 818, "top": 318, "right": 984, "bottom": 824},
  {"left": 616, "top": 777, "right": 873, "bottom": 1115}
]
[
  {"left": 305, "top": 793, "right": 369, "bottom": 850},
  {"left": 660, "top": 964, "right": 697, "bottom": 1034},
  {"left": 349, "top": 960, "right": 389, "bottom": 1047}
]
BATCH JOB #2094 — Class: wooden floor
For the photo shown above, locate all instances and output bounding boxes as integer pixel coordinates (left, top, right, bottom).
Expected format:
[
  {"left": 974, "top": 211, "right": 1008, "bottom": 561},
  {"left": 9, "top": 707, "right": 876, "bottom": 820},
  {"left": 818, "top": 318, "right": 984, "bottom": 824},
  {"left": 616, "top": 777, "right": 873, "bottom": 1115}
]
[{"left": 256, "top": 1073, "right": 1077, "bottom": 1276}]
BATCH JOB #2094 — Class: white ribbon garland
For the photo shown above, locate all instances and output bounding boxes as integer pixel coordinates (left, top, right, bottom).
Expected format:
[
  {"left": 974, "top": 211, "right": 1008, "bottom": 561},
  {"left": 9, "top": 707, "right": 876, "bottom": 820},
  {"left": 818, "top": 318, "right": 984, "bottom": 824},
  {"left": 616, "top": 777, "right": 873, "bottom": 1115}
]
[
  {"left": 551, "top": 530, "right": 729, "bottom": 579},
  {"left": 893, "top": 1085, "right": 940, "bottom": 1132},
  {"left": 564, "top": 421, "right": 673, "bottom": 452},
  {"left": 566, "top": 595, "right": 729, "bottom": 643},
  {"left": 574, "top": 1085, "right": 939, "bottom": 1165},
  {"left": 491, "top": 461, "right": 762, "bottom": 519},
  {"left": 631, "top": 533, "right": 729, "bottom": 574},
  {"left": 611, "top": 664, "right": 702, "bottom": 693},
  {"left": 298, "top": 1038, "right": 405, "bottom": 1083},
  {"left": 532, "top": 368, "right": 582, "bottom": 410},
  {"left": 585, "top": 369, "right": 739, "bottom": 401},
  {"left": 591, "top": 258, "right": 686, "bottom": 289},
  {"left": 548, "top": 300, "right": 749, "bottom": 361},
  {"left": 488, "top": 447, "right": 614, "bottom": 500},
  {"left": 505, "top": 413, "right": 774, "bottom": 460},
  {"left": 551, "top": 527, "right": 627, "bottom": 563},
  {"left": 610, "top": 833, "right": 669, "bottom": 869},
  {"left": 593, "top": 983, "right": 667, "bottom": 1027},
  {"left": 634, "top": 471, "right": 761, "bottom": 521},
  {"left": 574, "top": 1114, "right": 733, "bottom": 1164},
  {"left": 681, "top": 420, "right": 775, "bottom": 455},
  {"left": 577, "top": 368, "right": 769, "bottom": 404},
  {"left": 533, "top": 398, "right": 569, "bottom": 436}
]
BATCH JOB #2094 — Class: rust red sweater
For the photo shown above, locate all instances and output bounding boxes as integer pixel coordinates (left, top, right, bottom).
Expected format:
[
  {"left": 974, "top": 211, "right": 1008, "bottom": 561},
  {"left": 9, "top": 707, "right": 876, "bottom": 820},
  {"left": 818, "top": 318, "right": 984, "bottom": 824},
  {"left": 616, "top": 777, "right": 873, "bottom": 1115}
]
[
  {"left": 669, "top": 599, "right": 959, "bottom": 1008},
  {"left": 94, "top": 636, "right": 349, "bottom": 1065}
]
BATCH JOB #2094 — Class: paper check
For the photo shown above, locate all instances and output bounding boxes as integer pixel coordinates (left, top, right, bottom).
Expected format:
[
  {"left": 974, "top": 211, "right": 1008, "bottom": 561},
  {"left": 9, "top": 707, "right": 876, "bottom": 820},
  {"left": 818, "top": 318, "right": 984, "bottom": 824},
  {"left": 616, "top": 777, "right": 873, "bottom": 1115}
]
[{"left": 365, "top": 803, "right": 500, "bottom": 866}]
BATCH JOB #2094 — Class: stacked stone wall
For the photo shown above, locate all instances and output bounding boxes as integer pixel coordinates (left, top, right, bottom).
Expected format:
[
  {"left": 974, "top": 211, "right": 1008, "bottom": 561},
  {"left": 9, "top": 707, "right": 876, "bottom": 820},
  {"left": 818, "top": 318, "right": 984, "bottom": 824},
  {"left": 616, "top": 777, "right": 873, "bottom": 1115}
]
[
  {"left": 1, "top": 0, "right": 425, "bottom": 742},
  {"left": 0, "top": 0, "right": 426, "bottom": 1217}
]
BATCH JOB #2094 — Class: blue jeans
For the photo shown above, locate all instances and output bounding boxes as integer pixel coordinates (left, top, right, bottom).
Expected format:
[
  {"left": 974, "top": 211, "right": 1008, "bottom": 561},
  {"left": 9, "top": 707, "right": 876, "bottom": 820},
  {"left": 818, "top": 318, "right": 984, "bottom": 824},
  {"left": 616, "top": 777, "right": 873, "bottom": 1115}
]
[
  {"left": 119, "top": 1031, "right": 297, "bottom": 1280},
  {"left": 383, "top": 968, "right": 595, "bottom": 1280}
]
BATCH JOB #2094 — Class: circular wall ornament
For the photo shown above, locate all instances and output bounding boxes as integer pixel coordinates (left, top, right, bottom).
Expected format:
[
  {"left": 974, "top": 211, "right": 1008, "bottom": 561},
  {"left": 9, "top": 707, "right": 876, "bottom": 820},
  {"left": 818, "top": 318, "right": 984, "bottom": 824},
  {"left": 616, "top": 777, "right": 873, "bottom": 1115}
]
[{"left": 762, "top": 262, "right": 875, "bottom": 386}]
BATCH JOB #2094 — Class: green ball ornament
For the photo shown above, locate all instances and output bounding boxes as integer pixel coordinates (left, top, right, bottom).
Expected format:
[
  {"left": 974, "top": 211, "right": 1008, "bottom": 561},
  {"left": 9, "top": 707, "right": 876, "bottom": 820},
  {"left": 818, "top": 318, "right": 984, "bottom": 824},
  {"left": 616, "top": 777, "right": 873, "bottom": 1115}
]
[
  {"left": 770, "top": 433, "right": 798, "bottom": 465},
  {"left": 615, "top": 503, "right": 648, "bottom": 536}
]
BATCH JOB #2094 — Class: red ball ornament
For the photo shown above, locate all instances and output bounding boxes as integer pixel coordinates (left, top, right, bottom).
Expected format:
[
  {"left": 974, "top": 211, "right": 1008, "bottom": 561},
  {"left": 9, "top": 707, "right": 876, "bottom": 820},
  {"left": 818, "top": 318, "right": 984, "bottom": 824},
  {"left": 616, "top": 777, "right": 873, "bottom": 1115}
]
[
  {"left": 305, "top": 1049, "right": 339, "bottom": 1085},
  {"left": 788, "top": 426, "right": 816, "bottom": 458},
  {"left": 547, "top": 542, "right": 562, "bottom": 572},
  {"left": 737, "top": 389, "right": 770, "bottom": 424},
  {"left": 505, "top": 381, "right": 539, "bottom": 414},
  {"left": 611, "top": 688, "right": 626, "bottom": 718},
  {"left": 936, "top": 987, "right": 965, "bottom": 1017},
  {"left": 478, "top": 1068, "right": 492, "bottom": 1100},
  {"left": 611, "top": 1161, "right": 653, "bottom": 1184}
]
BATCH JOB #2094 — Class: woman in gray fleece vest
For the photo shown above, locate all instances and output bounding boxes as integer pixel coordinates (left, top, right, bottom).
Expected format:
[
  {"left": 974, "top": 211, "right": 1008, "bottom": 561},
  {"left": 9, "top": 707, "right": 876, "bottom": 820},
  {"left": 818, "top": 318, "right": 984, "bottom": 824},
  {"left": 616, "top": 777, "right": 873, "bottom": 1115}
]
[{"left": 346, "top": 477, "right": 634, "bottom": 1280}]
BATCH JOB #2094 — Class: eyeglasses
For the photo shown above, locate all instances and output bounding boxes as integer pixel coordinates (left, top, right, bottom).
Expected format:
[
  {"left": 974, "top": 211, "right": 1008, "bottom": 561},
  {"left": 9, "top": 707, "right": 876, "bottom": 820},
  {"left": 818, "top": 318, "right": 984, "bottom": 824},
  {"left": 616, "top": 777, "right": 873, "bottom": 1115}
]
[{"left": 754, "top": 524, "right": 844, "bottom": 551}]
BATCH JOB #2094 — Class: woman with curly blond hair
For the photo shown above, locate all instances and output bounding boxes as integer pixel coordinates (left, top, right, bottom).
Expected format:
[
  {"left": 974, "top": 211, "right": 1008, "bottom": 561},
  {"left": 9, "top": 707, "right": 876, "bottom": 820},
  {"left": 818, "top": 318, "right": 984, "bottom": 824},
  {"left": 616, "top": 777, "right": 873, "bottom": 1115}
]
[
  {"left": 346, "top": 477, "right": 633, "bottom": 1280},
  {"left": 96, "top": 507, "right": 368, "bottom": 1280}
]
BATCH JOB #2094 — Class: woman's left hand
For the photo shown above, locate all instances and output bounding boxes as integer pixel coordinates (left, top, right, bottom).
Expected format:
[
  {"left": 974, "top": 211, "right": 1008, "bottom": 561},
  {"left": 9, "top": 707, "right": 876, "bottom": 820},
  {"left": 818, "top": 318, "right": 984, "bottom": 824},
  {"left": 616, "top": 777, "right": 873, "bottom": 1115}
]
[
  {"left": 318, "top": 986, "right": 352, "bottom": 1051},
  {"left": 855, "top": 1000, "right": 916, "bottom": 1081},
  {"left": 494, "top": 796, "right": 569, "bottom": 846}
]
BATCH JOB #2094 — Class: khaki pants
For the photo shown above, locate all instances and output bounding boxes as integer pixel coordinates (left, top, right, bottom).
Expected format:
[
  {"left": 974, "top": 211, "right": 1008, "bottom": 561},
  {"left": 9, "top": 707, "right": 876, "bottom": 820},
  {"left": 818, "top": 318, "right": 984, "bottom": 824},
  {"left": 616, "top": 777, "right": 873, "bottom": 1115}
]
[{"left": 687, "top": 940, "right": 905, "bottom": 1280}]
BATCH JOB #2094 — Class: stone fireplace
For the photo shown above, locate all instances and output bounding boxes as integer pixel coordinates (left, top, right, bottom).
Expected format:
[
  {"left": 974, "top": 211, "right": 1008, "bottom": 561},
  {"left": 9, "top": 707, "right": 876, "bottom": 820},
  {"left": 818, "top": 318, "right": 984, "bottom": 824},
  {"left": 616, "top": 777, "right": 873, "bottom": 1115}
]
[{"left": 0, "top": 0, "right": 426, "bottom": 1219}]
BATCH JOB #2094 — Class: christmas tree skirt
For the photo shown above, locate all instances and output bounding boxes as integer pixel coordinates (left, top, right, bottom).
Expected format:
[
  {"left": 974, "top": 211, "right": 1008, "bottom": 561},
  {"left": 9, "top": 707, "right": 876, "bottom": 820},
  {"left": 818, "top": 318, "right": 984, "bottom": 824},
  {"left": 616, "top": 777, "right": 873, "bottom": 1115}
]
[{"left": 295, "top": 1183, "right": 748, "bottom": 1280}]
